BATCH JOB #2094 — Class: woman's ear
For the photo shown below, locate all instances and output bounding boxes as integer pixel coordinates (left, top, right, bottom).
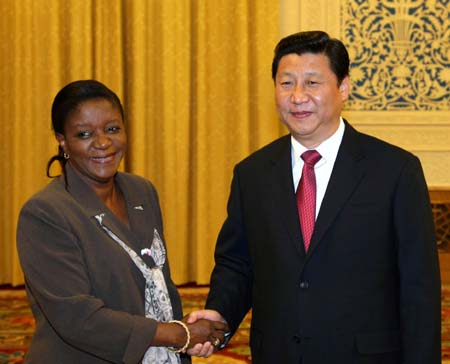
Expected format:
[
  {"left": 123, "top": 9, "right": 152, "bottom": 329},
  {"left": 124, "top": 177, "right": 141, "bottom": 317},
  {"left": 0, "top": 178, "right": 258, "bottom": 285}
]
[{"left": 55, "top": 133, "right": 66, "bottom": 150}]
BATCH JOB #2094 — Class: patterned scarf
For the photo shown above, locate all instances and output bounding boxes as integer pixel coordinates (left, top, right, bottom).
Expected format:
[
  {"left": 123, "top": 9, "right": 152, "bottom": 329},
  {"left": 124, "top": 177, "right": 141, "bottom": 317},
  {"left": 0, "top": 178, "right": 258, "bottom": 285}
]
[{"left": 95, "top": 214, "right": 180, "bottom": 364}]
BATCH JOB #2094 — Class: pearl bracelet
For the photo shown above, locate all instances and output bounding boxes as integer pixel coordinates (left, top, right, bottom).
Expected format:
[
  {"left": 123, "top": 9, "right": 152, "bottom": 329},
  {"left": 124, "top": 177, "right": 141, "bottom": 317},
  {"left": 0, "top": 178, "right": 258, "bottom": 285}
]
[{"left": 168, "top": 320, "right": 191, "bottom": 353}]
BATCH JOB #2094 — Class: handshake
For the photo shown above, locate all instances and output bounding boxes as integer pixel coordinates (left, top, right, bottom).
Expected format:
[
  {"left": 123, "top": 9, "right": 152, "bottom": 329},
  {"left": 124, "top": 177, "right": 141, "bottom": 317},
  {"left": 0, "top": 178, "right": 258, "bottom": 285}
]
[{"left": 168, "top": 309, "right": 231, "bottom": 358}]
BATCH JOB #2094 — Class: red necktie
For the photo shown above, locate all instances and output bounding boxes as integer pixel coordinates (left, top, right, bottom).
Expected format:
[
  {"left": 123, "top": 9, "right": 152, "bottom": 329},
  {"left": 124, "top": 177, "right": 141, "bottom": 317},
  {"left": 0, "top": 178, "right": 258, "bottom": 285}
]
[{"left": 296, "top": 150, "right": 321, "bottom": 252}]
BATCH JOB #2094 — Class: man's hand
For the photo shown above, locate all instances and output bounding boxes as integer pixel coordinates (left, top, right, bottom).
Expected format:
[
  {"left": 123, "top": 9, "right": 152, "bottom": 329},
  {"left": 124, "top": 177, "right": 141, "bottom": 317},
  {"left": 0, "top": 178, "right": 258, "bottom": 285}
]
[
  {"left": 186, "top": 309, "right": 226, "bottom": 324},
  {"left": 186, "top": 341, "right": 215, "bottom": 357},
  {"left": 185, "top": 310, "right": 229, "bottom": 357}
]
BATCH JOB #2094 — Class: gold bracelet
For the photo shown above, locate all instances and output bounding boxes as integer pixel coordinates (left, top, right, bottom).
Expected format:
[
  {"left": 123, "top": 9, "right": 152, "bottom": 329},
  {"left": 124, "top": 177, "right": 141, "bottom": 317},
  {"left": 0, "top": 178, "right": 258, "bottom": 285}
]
[{"left": 167, "top": 320, "right": 191, "bottom": 353}]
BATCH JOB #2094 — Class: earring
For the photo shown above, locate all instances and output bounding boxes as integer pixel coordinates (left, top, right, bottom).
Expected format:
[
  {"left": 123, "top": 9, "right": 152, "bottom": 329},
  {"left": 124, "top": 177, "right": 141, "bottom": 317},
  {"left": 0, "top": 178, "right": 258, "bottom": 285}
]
[{"left": 63, "top": 153, "right": 70, "bottom": 160}]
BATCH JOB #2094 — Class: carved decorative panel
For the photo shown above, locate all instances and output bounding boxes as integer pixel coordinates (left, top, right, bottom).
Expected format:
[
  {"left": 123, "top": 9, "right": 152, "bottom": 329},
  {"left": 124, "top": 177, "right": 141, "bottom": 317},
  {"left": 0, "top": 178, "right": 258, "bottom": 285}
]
[
  {"left": 434, "top": 202, "right": 450, "bottom": 251},
  {"left": 430, "top": 190, "right": 450, "bottom": 252},
  {"left": 341, "top": 0, "right": 450, "bottom": 111}
]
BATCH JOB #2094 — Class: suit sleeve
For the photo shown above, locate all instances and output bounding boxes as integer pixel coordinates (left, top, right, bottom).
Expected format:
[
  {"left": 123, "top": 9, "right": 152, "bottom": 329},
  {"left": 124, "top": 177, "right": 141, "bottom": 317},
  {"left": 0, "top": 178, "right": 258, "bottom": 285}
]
[
  {"left": 205, "top": 167, "right": 252, "bottom": 332},
  {"left": 17, "top": 198, "right": 156, "bottom": 364},
  {"left": 394, "top": 156, "right": 441, "bottom": 363}
]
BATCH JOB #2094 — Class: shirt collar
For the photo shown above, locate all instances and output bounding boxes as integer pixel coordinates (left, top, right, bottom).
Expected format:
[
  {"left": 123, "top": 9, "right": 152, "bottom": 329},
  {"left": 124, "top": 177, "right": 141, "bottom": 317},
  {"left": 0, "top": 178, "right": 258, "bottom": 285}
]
[{"left": 291, "top": 117, "right": 345, "bottom": 168}]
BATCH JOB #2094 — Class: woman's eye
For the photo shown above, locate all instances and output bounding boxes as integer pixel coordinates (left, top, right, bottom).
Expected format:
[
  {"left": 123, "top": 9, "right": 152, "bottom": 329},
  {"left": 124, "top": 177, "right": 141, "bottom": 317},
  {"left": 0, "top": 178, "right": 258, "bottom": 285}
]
[
  {"left": 107, "top": 126, "right": 121, "bottom": 133},
  {"left": 77, "top": 131, "right": 91, "bottom": 139}
]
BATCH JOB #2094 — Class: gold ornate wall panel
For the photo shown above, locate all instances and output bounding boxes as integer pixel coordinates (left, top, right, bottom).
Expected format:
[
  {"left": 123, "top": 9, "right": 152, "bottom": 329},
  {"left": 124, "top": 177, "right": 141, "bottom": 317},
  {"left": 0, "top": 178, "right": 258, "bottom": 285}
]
[
  {"left": 432, "top": 201, "right": 450, "bottom": 252},
  {"left": 340, "top": 0, "right": 449, "bottom": 188},
  {"left": 342, "top": 0, "right": 449, "bottom": 111},
  {"left": 430, "top": 189, "right": 450, "bottom": 282},
  {"left": 435, "top": 202, "right": 450, "bottom": 253},
  {"left": 280, "top": 0, "right": 450, "bottom": 188}
]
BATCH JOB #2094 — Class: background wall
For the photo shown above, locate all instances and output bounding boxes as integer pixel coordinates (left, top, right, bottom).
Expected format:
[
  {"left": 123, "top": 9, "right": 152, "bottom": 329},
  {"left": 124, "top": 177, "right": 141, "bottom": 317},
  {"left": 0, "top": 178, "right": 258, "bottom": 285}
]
[
  {"left": 0, "top": 0, "right": 281, "bottom": 285},
  {"left": 281, "top": 0, "right": 450, "bottom": 187},
  {"left": 1, "top": 0, "right": 448, "bottom": 286}
]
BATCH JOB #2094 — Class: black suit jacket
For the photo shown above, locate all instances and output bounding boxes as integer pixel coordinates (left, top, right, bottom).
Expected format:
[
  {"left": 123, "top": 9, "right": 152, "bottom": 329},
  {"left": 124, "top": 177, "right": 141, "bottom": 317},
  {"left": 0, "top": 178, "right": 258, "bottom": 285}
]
[{"left": 206, "top": 121, "right": 441, "bottom": 364}]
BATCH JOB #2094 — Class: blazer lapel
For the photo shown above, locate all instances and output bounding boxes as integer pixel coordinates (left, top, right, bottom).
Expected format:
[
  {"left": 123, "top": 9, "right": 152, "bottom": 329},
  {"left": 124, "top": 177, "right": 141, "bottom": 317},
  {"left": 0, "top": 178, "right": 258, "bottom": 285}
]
[
  {"left": 64, "top": 165, "right": 156, "bottom": 267},
  {"left": 268, "top": 136, "right": 306, "bottom": 257},
  {"left": 115, "top": 173, "right": 154, "bottom": 251},
  {"left": 307, "top": 122, "right": 366, "bottom": 257}
]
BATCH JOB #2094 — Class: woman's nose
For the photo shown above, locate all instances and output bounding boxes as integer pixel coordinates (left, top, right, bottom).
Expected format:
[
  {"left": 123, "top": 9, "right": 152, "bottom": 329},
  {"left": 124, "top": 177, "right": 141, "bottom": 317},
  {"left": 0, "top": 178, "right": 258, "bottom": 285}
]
[{"left": 93, "top": 133, "right": 111, "bottom": 148}]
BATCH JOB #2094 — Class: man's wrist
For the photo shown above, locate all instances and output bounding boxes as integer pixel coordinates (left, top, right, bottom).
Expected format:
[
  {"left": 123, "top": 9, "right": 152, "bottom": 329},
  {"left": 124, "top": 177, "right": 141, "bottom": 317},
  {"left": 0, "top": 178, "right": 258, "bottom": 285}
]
[{"left": 218, "top": 331, "right": 232, "bottom": 350}]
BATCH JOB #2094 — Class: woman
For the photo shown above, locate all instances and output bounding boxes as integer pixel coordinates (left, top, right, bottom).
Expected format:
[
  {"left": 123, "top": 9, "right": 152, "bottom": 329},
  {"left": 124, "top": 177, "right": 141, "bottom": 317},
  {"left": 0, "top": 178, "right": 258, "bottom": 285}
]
[{"left": 16, "top": 80, "right": 226, "bottom": 363}]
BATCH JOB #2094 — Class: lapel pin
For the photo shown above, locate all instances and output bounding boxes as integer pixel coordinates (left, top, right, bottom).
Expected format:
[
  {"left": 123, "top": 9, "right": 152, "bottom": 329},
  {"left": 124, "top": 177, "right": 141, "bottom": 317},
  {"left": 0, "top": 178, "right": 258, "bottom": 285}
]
[{"left": 141, "top": 248, "right": 151, "bottom": 256}]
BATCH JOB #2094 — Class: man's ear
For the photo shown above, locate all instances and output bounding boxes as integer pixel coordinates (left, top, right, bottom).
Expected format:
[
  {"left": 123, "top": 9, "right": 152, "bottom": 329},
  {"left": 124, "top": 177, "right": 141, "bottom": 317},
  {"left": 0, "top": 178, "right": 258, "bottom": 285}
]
[{"left": 339, "top": 76, "right": 350, "bottom": 101}]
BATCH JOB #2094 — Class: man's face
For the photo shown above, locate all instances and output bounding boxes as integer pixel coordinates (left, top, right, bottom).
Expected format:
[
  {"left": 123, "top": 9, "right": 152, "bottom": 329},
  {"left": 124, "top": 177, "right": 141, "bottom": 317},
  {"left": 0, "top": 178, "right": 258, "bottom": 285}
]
[{"left": 274, "top": 52, "right": 349, "bottom": 148}]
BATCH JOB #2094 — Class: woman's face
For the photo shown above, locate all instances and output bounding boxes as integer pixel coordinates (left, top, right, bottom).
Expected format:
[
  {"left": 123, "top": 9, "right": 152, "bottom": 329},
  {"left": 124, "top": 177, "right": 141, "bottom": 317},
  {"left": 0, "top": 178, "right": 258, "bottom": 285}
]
[{"left": 56, "top": 98, "right": 127, "bottom": 187}]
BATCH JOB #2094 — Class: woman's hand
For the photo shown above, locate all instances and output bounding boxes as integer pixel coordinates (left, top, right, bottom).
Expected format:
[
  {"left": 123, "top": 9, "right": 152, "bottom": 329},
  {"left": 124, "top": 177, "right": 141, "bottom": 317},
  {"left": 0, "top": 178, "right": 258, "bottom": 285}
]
[
  {"left": 151, "top": 316, "right": 229, "bottom": 356},
  {"left": 185, "top": 318, "right": 228, "bottom": 348}
]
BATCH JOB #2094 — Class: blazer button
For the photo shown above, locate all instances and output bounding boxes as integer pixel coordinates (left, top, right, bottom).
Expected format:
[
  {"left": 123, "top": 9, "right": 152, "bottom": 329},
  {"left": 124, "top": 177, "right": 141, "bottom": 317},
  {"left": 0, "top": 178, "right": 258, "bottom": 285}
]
[{"left": 299, "top": 281, "right": 309, "bottom": 289}]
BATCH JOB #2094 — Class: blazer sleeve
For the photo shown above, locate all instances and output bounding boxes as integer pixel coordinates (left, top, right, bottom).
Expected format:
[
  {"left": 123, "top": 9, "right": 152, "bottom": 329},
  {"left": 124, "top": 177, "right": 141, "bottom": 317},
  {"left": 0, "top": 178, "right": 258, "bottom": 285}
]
[
  {"left": 17, "top": 197, "right": 157, "bottom": 364},
  {"left": 394, "top": 156, "right": 441, "bottom": 363},
  {"left": 205, "top": 167, "right": 253, "bottom": 332}
]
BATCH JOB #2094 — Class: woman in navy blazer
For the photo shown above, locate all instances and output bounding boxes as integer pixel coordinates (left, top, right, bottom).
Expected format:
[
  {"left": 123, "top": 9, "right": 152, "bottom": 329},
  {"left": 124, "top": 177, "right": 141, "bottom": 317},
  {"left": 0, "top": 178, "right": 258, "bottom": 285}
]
[{"left": 17, "top": 80, "right": 226, "bottom": 363}]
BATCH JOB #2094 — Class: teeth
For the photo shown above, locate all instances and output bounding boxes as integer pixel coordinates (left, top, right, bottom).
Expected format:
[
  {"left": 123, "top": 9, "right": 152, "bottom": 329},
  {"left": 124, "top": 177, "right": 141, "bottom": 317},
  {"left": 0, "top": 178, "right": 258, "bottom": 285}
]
[{"left": 92, "top": 155, "right": 113, "bottom": 161}]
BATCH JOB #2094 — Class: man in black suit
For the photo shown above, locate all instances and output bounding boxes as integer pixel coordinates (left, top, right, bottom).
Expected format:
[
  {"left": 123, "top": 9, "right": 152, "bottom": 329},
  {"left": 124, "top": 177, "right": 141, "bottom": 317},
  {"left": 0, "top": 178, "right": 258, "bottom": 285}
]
[{"left": 188, "top": 30, "right": 441, "bottom": 363}]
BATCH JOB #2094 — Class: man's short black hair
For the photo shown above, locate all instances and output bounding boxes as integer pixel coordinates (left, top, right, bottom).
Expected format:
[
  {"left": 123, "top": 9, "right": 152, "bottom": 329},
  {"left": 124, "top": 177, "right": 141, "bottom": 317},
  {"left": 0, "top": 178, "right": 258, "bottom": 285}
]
[{"left": 272, "top": 30, "right": 350, "bottom": 85}]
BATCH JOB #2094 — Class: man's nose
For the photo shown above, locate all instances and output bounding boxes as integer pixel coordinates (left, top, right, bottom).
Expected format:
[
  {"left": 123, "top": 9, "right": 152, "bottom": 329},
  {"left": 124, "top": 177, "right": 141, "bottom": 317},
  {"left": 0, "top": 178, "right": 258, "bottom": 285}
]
[{"left": 290, "top": 85, "right": 309, "bottom": 104}]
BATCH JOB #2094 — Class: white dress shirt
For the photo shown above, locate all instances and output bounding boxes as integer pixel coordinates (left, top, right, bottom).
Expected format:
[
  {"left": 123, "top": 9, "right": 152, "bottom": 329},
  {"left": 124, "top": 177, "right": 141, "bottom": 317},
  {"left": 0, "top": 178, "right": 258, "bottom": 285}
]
[{"left": 291, "top": 118, "right": 345, "bottom": 219}]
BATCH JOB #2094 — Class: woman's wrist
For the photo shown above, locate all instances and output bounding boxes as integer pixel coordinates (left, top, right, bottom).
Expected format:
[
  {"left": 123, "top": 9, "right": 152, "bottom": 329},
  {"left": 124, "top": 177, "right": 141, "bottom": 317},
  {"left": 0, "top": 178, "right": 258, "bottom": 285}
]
[{"left": 168, "top": 320, "right": 190, "bottom": 353}]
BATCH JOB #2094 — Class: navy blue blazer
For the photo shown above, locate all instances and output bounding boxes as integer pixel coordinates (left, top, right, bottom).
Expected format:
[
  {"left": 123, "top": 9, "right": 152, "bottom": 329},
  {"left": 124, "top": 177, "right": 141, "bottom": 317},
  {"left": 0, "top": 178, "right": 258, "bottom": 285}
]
[
  {"left": 206, "top": 121, "right": 441, "bottom": 364},
  {"left": 17, "top": 164, "right": 189, "bottom": 364}
]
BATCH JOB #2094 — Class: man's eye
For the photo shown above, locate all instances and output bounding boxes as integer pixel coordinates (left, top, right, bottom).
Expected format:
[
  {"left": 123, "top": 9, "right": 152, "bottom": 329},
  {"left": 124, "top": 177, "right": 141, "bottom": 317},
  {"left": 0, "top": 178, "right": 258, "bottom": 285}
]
[
  {"left": 281, "top": 81, "right": 293, "bottom": 86},
  {"left": 307, "top": 81, "right": 318, "bottom": 86}
]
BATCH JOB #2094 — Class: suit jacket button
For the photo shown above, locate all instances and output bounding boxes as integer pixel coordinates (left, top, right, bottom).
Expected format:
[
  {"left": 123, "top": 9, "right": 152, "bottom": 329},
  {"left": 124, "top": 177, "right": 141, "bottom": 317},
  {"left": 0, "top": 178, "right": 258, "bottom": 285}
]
[{"left": 299, "top": 281, "right": 309, "bottom": 289}]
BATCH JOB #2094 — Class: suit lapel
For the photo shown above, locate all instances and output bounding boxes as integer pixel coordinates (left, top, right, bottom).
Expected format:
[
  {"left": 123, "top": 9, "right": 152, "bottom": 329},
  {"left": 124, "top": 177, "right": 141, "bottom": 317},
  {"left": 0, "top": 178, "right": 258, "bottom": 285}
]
[
  {"left": 307, "top": 122, "right": 366, "bottom": 257},
  {"left": 268, "top": 136, "right": 306, "bottom": 257}
]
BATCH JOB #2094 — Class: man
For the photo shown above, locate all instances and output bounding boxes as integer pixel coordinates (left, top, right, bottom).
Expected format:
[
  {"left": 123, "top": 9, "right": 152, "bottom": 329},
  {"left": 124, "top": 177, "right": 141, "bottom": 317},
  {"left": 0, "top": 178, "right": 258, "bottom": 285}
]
[{"left": 189, "top": 30, "right": 441, "bottom": 363}]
